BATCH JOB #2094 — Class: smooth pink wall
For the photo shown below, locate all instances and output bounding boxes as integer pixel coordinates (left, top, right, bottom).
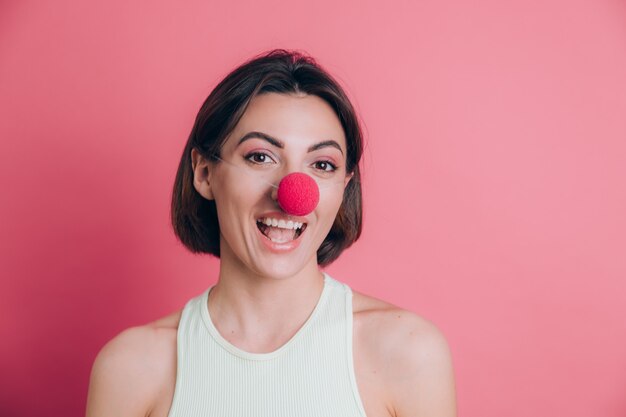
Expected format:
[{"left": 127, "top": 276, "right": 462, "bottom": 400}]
[{"left": 1, "top": 1, "right": 625, "bottom": 416}]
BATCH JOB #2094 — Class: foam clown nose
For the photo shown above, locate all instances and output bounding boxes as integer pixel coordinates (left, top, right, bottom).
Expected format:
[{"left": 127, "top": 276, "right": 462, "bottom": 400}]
[{"left": 276, "top": 172, "right": 320, "bottom": 216}]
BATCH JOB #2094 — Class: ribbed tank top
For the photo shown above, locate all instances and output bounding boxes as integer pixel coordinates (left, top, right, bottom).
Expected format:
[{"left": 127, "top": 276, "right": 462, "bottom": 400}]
[{"left": 166, "top": 272, "right": 368, "bottom": 417}]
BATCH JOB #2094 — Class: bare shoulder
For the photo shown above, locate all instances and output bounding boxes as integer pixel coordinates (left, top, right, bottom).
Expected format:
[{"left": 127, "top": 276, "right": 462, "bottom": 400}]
[
  {"left": 351, "top": 290, "right": 457, "bottom": 417},
  {"left": 85, "top": 310, "right": 182, "bottom": 417},
  {"left": 352, "top": 288, "right": 436, "bottom": 340}
]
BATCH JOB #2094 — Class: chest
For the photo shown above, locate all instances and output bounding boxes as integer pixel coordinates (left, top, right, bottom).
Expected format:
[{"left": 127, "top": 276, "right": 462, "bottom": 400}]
[{"left": 149, "top": 314, "right": 395, "bottom": 417}]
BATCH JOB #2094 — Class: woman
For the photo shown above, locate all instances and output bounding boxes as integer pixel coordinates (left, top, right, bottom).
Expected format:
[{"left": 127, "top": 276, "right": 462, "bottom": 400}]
[{"left": 86, "top": 49, "right": 457, "bottom": 417}]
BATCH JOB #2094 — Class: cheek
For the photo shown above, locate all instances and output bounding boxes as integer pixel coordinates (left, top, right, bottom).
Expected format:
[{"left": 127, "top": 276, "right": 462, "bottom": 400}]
[
  {"left": 220, "top": 169, "right": 267, "bottom": 200},
  {"left": 212, "top": 177, "right": 260, "bottom": 224},
  {"left": 319, "top": 183, "right": 346, "bottom": 215}
]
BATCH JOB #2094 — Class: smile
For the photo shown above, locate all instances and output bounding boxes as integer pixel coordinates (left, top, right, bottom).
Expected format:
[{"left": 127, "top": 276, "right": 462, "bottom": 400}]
[{"left": 256, "top": 217, "right": 307, "bottom": 244}]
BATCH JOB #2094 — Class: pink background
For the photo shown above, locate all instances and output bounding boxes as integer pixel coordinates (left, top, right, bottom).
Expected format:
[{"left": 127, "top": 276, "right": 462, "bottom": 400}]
[{"left": 1, "top": 0, "right": 625, "bottom": 416}]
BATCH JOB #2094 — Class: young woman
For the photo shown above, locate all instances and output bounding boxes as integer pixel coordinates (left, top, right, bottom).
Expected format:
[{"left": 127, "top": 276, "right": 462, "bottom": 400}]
[{"left": 86, "top": 49, "right": 457, "bottom": 417}]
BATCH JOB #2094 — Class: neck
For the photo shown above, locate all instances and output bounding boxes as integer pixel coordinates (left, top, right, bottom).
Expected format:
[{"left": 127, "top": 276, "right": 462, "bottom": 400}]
[{"left": 207, "top": 247, "right": 325, "bottom": 350}]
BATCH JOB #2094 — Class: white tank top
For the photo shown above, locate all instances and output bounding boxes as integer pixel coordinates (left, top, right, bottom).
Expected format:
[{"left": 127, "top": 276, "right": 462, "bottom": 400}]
[{"left": 166, "top": 272, "right": 368, "bottom": 417}]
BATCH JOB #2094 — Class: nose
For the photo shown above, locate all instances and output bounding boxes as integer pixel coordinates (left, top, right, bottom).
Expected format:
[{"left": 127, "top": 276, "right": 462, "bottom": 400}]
[{"left": 275, "top": 172, "right": 320, "bottom": 216}]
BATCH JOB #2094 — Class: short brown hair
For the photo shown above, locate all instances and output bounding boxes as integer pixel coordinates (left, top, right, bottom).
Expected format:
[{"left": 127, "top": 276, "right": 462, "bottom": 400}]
[{"left": 171, "top": 49, "right": 364, "bottom": 267}]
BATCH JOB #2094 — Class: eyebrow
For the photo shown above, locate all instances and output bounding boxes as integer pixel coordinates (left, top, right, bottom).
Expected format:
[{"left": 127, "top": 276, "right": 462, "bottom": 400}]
[{"left": 237, "top": 131, "right": 344, "bottom": 155}]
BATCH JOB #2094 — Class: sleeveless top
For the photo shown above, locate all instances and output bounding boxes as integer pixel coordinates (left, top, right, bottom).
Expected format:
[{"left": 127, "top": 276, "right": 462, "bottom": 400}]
[{"left": 166, "top": 272, "right": 368, "bottom": 417}]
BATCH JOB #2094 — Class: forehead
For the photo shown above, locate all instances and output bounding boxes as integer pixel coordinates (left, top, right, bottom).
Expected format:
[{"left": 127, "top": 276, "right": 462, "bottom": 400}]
[{"left": 224, "top": 92, "right": 346, "bottom": 152}]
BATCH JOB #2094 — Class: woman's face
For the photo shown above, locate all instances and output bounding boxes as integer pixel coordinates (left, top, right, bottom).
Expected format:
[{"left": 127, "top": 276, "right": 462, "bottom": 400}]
[{"left": 198, "top": 92, "right": 352, "bottom": 279}]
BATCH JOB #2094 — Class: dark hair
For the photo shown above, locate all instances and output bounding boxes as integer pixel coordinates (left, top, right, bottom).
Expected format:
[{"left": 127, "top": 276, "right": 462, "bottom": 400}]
[{"left": 171, "top": 49, "right": 364, "bottom": 267}]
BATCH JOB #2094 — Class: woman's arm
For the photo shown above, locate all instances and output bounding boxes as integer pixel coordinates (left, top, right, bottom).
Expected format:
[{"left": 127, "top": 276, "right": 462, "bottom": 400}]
[{"left": 85, "top": 326, "right": 163, "bottom": 417}]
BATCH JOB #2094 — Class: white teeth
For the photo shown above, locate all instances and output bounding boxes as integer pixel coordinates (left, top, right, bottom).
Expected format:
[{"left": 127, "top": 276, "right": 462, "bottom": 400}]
[{"left": 257, "top": 217, "right": 305, "bottom": 230}]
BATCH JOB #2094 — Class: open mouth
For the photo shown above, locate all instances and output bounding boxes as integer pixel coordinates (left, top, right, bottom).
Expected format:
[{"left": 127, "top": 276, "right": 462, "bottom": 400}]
[{"left": 256, "top": 217, "right": 307, "bottom": 244}]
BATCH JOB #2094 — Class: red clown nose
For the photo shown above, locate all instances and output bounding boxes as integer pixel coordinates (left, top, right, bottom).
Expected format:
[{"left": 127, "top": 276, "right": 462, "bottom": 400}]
[{"left": 276, "top": 172, "right": 320, "bottom": 216}]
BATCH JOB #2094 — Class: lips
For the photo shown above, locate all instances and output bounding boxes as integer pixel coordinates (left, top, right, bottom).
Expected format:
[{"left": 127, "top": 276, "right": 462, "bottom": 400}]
[
  {"left": 256, "top": 220, "right": 307, "bottom": 243},
  {"left": 253, "top": 211, "right": 309, "bottom": 252}
]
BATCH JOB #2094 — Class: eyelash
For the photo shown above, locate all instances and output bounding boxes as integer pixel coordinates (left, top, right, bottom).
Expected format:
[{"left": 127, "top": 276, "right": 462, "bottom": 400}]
[{"left": 244, "top": 152, "right": 338, "bottom": 172}]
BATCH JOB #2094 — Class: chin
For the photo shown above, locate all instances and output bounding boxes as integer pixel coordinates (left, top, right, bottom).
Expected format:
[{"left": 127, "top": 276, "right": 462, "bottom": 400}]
[
  {"left": 251, "top": 253, "right": 317, "bottom": 280},
  {"left": 254, "top": 262, "right": 306, "bottom": 280}
]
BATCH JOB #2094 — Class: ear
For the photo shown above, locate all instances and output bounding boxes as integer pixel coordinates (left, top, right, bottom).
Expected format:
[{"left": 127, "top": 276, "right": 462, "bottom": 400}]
[
  {"left": 191, "top": 148, "right": 214, "bottom": 200},
  {"left": 344, "top": 171, "right": 354, "bottom": 189}
]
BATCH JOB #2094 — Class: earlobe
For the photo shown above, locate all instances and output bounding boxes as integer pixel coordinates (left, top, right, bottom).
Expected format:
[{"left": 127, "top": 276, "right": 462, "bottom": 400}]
[
  {"left": 344, "top": 172, "right": 354, "bottom": 188},
  {"left": 191, "top": 148, "right": 214, "bottom": 200}
]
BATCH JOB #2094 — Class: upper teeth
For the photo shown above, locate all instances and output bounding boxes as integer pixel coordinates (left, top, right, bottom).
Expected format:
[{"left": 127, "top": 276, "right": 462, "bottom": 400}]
[{"left": 257, "top": 218, "right": 304, "bottom": 230}]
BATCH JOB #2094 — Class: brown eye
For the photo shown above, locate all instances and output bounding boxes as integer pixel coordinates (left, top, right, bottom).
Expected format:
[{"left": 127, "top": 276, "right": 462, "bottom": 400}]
[
  {"left": 245, "top": 152, "right": 274, "bottom": 165},
  {"left": 314, "top": 160, "right": 337, "bottom": 172}
]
